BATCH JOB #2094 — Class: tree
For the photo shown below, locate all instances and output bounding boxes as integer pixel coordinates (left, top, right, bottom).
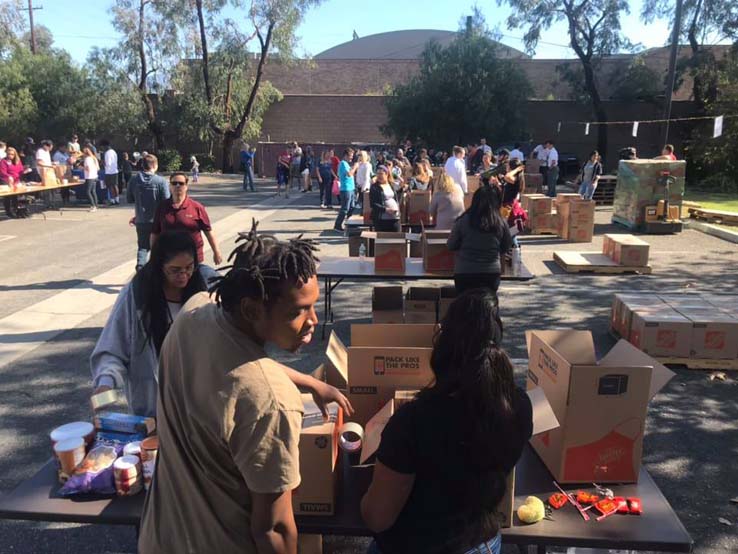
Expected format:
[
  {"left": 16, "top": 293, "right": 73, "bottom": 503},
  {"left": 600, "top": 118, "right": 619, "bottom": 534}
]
[
  {"left": 179, "top": 0, "right": 320, "bottom": 172},
  {"left": 21, "top": 24, "right": 53, "bottom": 54},
  {"left": 610, "top": 56, "right": 664, "bottom": 102},
  {"left": 382, "top": 24, "right": 532, "bottom": 148},
  {"left": 0, "top": 1, "right": 25, "bottom": 55},
  {"left": 108, "top": 0, "right": 186, "bottom": 151},
  {"left": 500, "top": 0, "right": 633, "bottom": 161},
  {"left": 642, "top": 0, "right": 732, "bottom": 112}
]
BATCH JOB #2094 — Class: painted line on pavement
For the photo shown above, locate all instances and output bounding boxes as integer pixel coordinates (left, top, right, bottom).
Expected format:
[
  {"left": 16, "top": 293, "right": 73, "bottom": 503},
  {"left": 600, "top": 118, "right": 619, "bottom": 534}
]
[
  {"left": 0, "top": 235, "right": 15, "bottom": 243},
  {"left": 0, "top": 195, "right": 293, "bottom": 370}
]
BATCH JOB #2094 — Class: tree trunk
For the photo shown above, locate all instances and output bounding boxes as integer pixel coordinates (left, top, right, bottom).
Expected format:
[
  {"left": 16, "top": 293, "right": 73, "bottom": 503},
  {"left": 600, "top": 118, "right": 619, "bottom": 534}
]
[
  {"left": 221, "top": 130, "right": 237, "bottom": 173},
  {"left": 580, "top": 58, "right": 608, "bottom": 164}
]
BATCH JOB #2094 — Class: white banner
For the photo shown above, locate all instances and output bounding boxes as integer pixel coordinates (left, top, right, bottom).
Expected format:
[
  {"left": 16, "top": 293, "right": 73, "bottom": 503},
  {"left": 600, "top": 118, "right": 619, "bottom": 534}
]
[
  {"left": 585, "top": 123, "right": 590, "bottom": 135},
  {"left": 632, "top": 122, "right": 639, "bottom": 137},
  {"left": 713, "top": 115, "right": 724, "bottom": 138}
]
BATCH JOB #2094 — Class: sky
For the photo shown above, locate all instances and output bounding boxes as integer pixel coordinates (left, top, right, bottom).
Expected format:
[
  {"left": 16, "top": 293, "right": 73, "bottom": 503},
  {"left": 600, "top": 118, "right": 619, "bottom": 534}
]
[{"left": 31, "top": 0, "right": 674, "bottom": 64}]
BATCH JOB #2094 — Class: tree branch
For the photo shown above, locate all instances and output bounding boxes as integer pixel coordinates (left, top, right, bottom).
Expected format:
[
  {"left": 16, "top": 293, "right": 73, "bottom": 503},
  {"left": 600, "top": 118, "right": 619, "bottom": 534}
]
[
  {"left": 235, "top": 20, "right": 274, "bottom": 135},
  {"left": 195, "top": 0, "right": 213, "bottom": 106}
]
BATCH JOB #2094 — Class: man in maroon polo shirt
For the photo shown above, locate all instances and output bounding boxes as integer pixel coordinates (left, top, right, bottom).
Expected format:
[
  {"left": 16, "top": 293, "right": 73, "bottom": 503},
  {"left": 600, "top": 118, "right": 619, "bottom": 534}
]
[{"left": 151, "top": 173, "right": 224, "bottom": 278}]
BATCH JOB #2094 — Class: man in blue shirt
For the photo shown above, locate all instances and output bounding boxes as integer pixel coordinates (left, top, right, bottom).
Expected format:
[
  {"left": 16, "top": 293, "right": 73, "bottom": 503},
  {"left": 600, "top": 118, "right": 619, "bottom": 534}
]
[
  {"left": 240, "top": 145, "right": 255, "bottom": 192},
  {"left": 333, "top": 148, "right": 358, "bottom": 232}
]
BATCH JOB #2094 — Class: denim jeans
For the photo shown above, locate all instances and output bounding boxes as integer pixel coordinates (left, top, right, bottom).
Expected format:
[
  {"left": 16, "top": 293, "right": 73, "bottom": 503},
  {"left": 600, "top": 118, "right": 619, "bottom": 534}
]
[
  {"left": 334, "top": 190, "right": 355, "bottom": 229},
  {"left": 85, "top": 179, "right": 98, "bottom": 207},
  {"left": 135, "top": 223, "right": 153, "bottom": 270},
  {"left": 546, "top": 166, "right": 559, "bottom": 197},
  {"left": 319, "top": 171, "right": 333, "bottom": 206},
  {"left": 243, "top": 166, "right": 255, "bottom": 191},
  {"left": 367, "top": 533, "right": 501, "bottom": 554},
  {"left": 578, "top": 180, "right": 596, "bottom": 200}
]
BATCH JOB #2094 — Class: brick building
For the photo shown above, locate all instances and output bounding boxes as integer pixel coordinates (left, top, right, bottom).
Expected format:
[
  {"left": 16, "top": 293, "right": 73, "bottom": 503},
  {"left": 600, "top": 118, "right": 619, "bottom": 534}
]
[{"left": 241, "top": 30, "right": 726, "bottom": 175}]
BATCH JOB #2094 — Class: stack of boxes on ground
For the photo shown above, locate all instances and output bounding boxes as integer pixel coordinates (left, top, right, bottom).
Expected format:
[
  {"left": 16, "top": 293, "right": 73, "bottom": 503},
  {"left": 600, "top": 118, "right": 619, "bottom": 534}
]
[
  {"left": 372, "top": 285, "right": 457, "bottom": 324},
  {"left": 523, "top": 159, "right": 545, "bottom": 193},
  {"left": 554, "top": 233, "right": 652, "bottom": 273},
  {"left": 612, "top": 159, "right": 685, "bottom": 231},
  {"left": 611, "top": 293, "right": 738, "bottom": 364},
  {"left": 356, "top": 228, "right": 456, "bottom": 275},
  {"left": 522, "top": 192, "right": 596, "bottom": 242}
]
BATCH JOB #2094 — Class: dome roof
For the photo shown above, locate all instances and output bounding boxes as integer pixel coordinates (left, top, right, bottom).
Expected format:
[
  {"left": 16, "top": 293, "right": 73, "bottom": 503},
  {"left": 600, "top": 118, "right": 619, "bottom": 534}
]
[{"left": 315, "top": 29, "right": 528, "bottom": 60}]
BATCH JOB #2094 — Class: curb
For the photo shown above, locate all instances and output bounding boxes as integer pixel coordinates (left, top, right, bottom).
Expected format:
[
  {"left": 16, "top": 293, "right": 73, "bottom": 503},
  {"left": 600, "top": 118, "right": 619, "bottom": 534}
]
[{"left": 684, "top": 219, "right": 738, "bottom": 244}]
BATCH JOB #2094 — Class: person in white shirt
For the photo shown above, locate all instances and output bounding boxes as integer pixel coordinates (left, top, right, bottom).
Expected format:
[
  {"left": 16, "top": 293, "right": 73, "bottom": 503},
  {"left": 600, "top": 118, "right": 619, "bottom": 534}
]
[
  {"left": 36, "top": 140, "right": 53, "bottom": 169},
  {"left": 444, "top": 146, "right": 469, "bottom": 193},
  {"left": 530, "top": 143, "right": 548, "bottom": 161},
  {"left": 510, "top": 143, "right": 525, "bottom": 162},
  {"left": 479, "top": 138, "right": 492, "bottom": 156},
  {"left": 101, "top": 139, "right": 120, "bottom": 205},
  {"left": 356, "top": 150, "right": 372, "bottom": 193},
  {"left": 544, "top": 139, "right": 559, "bottom": 198},
  {"left": 0, "top": 141, "right": 6, "bottom": 160}
]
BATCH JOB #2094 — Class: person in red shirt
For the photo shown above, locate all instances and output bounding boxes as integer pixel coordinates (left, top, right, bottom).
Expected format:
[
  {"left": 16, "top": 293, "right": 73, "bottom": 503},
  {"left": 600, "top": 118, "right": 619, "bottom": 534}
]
[
  {"left": 1, "top": 147, "right": 28, "bottom": 218},
  {"left": 151, "top": 172, "right": 223, "bottom": 279},
  {"left": 658, "top": 144, "right": 677, "bottom": 161}
]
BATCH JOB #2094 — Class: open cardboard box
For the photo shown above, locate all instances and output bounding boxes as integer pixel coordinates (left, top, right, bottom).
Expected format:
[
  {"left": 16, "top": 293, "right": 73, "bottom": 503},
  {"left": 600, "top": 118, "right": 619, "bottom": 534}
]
[
  {"left": 322, "top": 324, "right": 437, "bottom": 425},
  {"left": 374, "top": 239, "right": 406, "bottom": 273},
  {"left": 407, "top": 191, "right": 432, "bottom": 225},
  {"left": 405, "top": 287, "right": 440, "bottom": 323},
  {"left": 359, "top": 387, "right": 560, "bottom": 527},
  {"left": 372, "top": 286, "right": 404, "bottom": 324},
  {"left": 292, "top": 395, "right": 342, "bottom": 516},
  {"left": 526, "top": 330, "right": 674, "bottom": 484}
]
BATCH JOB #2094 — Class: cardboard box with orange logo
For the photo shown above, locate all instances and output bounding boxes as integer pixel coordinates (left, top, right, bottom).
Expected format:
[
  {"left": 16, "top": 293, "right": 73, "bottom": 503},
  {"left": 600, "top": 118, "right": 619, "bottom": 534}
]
[
  {"left": 628, "top": 307, "right": 692, "bottom": 358},
  {"left": 407, "top": 191, "right": 432, "bottom": 225},
  {"left": 526, "top": 330, "right": 674, "bottom": 483},
  {"left": 374, "top": 239, "right": 406, "bottom": 273},
  {"left": 674, "top": 307, "right": 738, "bottom": 359}
]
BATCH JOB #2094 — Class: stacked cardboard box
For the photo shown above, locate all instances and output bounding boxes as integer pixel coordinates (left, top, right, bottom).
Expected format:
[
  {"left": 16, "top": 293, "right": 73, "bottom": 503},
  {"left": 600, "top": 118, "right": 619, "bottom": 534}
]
[
  {"left": 407, "top": 190, "right": 432, "bottom": 225},
  {"left": 421, "top": 229, "right": 454, "bottom": 272},
  {"left": 292, "top": 395, "right": 342, "bottom": 516},
  {"left": 556, "top": 197, "right": 595, "bottom": 242},
  {"left": 613, "top": 160, "right": 685, "bottom": 229},
  {"left": 523, "top": 173, "right": 543, "bottom": 193},
  {"left": 372, "top": 287, "right": 404, "bottom": 324},
  {"left": 405, "top": 287, "right": 440, "bottom": 323},
  {"left": 362, "top": 191, "right": 371, "bottom": 224},
  {"left": 602, "top": 234, "right": 650, "bottom": 267},
  {"left": 523, "top": 194, "right": 557, "bottom": 234},
  {"left": 527, "top": 330, "right": 674, "bottom": 483},
  {"left": 611, "top": 293, "right": 738, "bottom": 360}
]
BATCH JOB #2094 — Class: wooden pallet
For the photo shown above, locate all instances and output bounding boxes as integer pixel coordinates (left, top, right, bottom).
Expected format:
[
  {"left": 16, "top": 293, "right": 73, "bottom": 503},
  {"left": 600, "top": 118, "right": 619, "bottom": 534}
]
[
  {"left": 688, "top": 207, "right": 738, "bottom": 226},
  {"left": 592, "top": 176, "right": 616, "bottom": 206},
  {"left": 554, "top": 251, "right": 652, "bottom": 274}
]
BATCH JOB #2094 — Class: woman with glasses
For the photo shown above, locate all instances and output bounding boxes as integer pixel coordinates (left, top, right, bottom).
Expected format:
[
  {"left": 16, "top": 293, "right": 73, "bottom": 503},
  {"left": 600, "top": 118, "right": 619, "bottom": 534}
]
[
  {"left": 150, "top": 172, "right": 223, "bottom": 283},
  {"left": 90, "top": 231, "right": 207, "bottom": 416}
]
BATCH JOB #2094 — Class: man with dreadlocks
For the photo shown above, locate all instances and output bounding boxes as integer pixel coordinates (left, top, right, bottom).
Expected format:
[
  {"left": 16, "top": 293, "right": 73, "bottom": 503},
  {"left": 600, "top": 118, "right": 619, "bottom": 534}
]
[{"left": 139, "top": 220, "right": 352, "bottom": 554}]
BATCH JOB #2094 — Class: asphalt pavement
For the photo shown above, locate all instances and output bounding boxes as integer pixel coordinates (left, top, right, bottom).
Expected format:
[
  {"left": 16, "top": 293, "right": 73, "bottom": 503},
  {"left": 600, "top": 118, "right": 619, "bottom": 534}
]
[{"left": 0, "top": 176, "right": 736, "bottom": 553}]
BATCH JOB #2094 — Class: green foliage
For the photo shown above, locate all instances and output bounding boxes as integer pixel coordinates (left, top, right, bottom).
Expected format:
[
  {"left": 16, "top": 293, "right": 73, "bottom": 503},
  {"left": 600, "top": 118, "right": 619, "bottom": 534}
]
[
  {"left": 684, "top": 45, "right": 738, "bottom": 192},
  {"left": 382, "top": 27, "right": 532, "bottom": 148},
  {"left": 610, "top": 57, "right": 663, "bottom": 102},
  {"left": 157, "top": 148, "right": 183, "bottom": 172}
]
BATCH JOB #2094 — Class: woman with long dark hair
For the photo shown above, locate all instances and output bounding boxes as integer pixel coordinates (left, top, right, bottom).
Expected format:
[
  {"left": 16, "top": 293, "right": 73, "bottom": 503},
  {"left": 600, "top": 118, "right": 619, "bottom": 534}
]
[
  {"left": 361, "top": 290, "right": 533, "bottom": 554},
  {"left": 447, "top": 184, "right": 513, "bottom": 295},
  {"left": 369, "top": 165, "right": 401, "bottom": 232},
  {"left": 90, "top": 231, "right": 207, "bottom": 416}
]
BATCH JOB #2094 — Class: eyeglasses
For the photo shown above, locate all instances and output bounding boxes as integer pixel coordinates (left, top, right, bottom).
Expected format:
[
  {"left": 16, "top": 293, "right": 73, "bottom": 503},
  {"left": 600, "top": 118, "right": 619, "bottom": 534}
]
[
  {"left": 164, "top": 264, "right": 195, "bottom": 276},
  {"left": 171, "top": 181, "right": 187, "bottom": 187}
]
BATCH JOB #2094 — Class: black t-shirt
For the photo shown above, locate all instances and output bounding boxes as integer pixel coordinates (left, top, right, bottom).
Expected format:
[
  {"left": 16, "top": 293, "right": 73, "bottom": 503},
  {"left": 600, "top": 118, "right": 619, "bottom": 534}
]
[
  {"left": 503, "top": 174, "right": 523, "bottom": 205},
  {"left": 375, "top": 387, "right": 533, "bottom": 554}
]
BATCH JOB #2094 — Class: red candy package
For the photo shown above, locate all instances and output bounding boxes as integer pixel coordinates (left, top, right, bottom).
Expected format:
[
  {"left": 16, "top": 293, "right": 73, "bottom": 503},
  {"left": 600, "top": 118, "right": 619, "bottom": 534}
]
[
  {"left": 614, "top": 497, "right": 629, "bottom": 514},
  {"left": 577, "top": 491, "right": 600, "bottom": 505},
  {"left": 628, "top": 497, "right": 643, "bottom": 515},
  {"left": 549, "top": 493, "right": 568, "bottom": 509},
  {"left": 594, "top": 498, "right": 619, "bottom": 517}
]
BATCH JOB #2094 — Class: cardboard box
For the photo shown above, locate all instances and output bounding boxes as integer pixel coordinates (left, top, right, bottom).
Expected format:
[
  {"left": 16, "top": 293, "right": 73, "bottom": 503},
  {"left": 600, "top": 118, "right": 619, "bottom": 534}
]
[
  {"left": 567, "top": 224, "right": 594, "bottom": 243},
  {"left": 438, "top": 286, "right": 457, "bottom": 321},
  {"left": 629, "top": 306, "right": 692, "bottom": 358},
  {"left": 374, "top": 239, "right": 406, "bottom": 273},
  {"left": 611, "top": 235, "right": 650, "bottom": 267},
  {"left": 407, "top": 191, "right": 432, "bottom": 225},
  {"left": 614, "top": 295, "right": 661, "bottom": 339},
  {"left": 372, "top": 286, "right": 404, "bottom": 324},
  {"left": 557, "top": 199, "right": 595, "bottom": 242},
  {"left": 297, "top": 535, "right": 323, "bottom": 554},
  {"left": 463, "top": 193, "right": 472, "bottom": 210},
  {"left": 524, "top": 173, "right": 543, "bottom": 192},
  {"left": 675, "top": 307, "right": 738, "bottom": 359},
  {"left": 363, "top": 191, "right": 371, "bottom": 224},
  {"left": 528, "top": 196, "right": 553, "bottom": 216},
  {"left": 521, "top": 193, "right": 546, "bottom": 212},
  {"left": 555, "top": 193, "right": 581, "bottom": 205},
  {"left": 657, "top": 294, "right": 706, "bottom": 309},
  {"left": 362, "top": 231, "right": 407, "bottom": 258},
  {"left": 645, "top": 205, "right": 659, "bottom": 222},
  {"left": 656, "top": 200, "right": 681, "bottom": 220},
  {"left": 323, "top": 324, "right": 437, "bottom": 424},
  {"left": 348, "top": 234, "right": 365, "bottom": 257},
  {"left": 526, "top": 159, "right": 544, "bottom": 173},
  {"left": 530, "top": 212, "right": 559, "bottom": 233},
  {"left": 526, "top": 330, "right": 674, "bottom": 483},
  {"left": 40, "top": 167, "right": 58, "bottom": 186},
  {"left": 360, "top": 387, "right": 559, "bottom": 526},
  {"left": 292, "top": 395, "right": 342, "bottom": 516},
  {"left": 423, "top": 239, "right": 455, "bottom": 272},
  {"left": 393, "top": 389, "right": 418, "bottom": 409},
  {"left": 405, "top": 287, "right": 440, "bottom": 324}
]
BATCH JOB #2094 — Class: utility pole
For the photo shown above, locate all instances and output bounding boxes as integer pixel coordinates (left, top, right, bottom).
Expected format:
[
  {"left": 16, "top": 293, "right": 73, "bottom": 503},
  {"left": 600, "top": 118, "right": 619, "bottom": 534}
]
[
  {"left": 21, "top": 0, "right": 43, "bottom": 54},
  {"left": 663, "top": 0, "right": 684, "bottom": 144}
]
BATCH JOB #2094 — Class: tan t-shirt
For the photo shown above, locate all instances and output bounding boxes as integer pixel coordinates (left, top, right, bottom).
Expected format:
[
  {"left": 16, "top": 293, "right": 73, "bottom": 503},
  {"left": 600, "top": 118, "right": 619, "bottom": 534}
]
[{"left": 139, "top": 292, "right": 303, "bottom": 554}]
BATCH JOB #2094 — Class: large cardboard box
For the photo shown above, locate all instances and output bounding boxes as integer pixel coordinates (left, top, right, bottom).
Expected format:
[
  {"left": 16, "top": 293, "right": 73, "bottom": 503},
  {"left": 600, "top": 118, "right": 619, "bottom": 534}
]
[
  {"left": 610, "top": 235, "right": 650, "bottom": 267},
  {"left": 528, "top": 196, "right": 553, "bottom": 217},
  {"left": 323, "top": 325, "right": 437, "bottom": 424},
  {"left": 521, "top": 193, "right": 545, "bottom": 212},
  {"left": 629, "top": 306, "right": 692, "bottom": 358},
  {"left": 423, "top": 239, "right": 455, "bottom": 272},
  {"left": 407, "top": 191, "right": 432, "bottom": 225},
  {"left": 613, "top": 294, "right": 661, "bottom": 338},
  {"left": 555, "top": 193, "right": 581, "bottom": 206},
  {"left": 524, "top": 173, "right": 543, "bottom": 193},
  {"left": 467, "top": 174, "right": 481, "bottom": 193},
  {"left": 360, "top": 387, "right": 559, "bottom": 526},
  {"left": 557, "top": 199, "right": 595, "bottom": 242},
  {"left": 526, "top": 330, "right": 674, "bottom": 483},
  {"left": 405, "top": 287, "right": 440, "bottom": 324},
  {"left": 567, "top": 224, "right": 595, "bottom": 243},
  {"left": 362, "top": 231, "right": 406, "bottom": 258},
  {"left": 297, "top": 535, "right": 323, "bottom": 554},
  {"left": 372, "top": 286, "right": 404, "bottom": 324},
  {"left": 526, "top": 159, "right": 544, "bottom": 173},
  {"left": 675, "top": 307, "right": 738, "bottom": 359},
  {"left": 657, "top": 294, "right": 706, "bottom": 309},
  {"left": 292, "top": 396, "right": 342, "bottom": 516},
  {"left": 374, "top": 239, "right": 406, "bottom": 273},
  {"left": 613, "top": 160, "right": 685, "bottom": 229},
  {"left": 530, "top": 212, "right": 559, "bottom": 234}
]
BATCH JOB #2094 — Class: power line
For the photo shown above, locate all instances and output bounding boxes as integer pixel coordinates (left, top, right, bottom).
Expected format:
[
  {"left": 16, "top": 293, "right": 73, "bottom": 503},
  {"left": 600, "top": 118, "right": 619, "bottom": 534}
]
[{"left": 566, "top": 114, "right": 735, "bottom": 125}]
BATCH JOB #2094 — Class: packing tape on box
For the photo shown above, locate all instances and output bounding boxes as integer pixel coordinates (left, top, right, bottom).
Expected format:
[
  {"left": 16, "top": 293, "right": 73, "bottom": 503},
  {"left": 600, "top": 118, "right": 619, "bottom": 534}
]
[
  {"left": 90, "top": 389, "right": 118, "bottom": 412},
  {"left": 338, "top": 422, "right": 364, "bottom": 453}
]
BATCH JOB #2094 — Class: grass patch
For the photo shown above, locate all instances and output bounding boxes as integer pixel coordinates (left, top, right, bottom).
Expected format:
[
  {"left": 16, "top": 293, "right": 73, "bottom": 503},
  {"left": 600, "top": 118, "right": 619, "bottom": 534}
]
[{"left": 684, "top": 192, "right": 738, "bottom": 213}]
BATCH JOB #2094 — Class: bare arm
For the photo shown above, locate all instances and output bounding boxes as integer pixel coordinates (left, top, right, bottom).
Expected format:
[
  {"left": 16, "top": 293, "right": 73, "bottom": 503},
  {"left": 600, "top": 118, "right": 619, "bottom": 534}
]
[
  {"left": 203, "top": 229, "right": 223, "bottom": 265},
  {"left": 361, "top": 461, "right": 415, "bottom": 533},
  {"left": 281, "top": 366, "right": 353, "bottom": 417},
  {"left": 251, "top": 491, "right": 297, "bottom": 554}
]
